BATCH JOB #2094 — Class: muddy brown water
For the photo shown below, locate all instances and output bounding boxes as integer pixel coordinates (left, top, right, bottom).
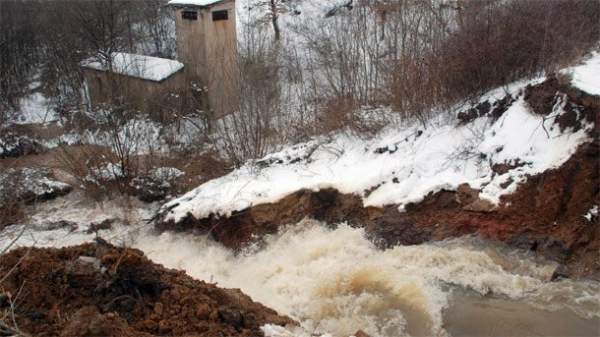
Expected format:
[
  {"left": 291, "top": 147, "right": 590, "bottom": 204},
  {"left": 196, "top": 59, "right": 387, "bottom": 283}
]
[
  {"left": 445, "top": 290, "right": 600, "bottom": 337},
  {"left": 134, "top": 220, "right": 600, "bottom": 337}
]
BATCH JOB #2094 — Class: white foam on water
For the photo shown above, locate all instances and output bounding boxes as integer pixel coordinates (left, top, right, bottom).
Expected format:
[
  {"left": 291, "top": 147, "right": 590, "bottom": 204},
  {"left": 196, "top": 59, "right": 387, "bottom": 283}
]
[{"left": 133, "top": 220, "right": 600, "bottom": 337}]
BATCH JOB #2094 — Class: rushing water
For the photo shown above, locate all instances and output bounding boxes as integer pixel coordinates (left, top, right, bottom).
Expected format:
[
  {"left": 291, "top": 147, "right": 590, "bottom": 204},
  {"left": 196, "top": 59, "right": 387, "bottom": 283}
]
[{"left": 134, "top": 220, "right": 600, "bottom": 337}]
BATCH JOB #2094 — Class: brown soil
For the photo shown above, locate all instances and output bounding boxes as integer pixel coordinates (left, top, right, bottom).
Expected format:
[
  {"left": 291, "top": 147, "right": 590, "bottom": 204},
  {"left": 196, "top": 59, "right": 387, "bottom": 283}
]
[
  {"left": 0, "top": 242, "right": 294, "bottom": 337},
  {"left": 524, "top": 75, "right": 599, "bottom": 132},
  {"left": 156, "top": 188, "right": 381, "bottom": 250}
]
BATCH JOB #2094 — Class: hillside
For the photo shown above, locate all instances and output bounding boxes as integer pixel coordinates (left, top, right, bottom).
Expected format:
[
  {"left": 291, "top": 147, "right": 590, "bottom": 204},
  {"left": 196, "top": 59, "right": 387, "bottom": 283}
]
[{"left": 156, "top": 53, "right": 600, "bottom": 278}]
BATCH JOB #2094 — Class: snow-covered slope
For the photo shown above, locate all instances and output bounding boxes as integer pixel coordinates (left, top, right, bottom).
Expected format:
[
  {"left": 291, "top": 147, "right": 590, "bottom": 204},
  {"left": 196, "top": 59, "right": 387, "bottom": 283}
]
[
  {"left": 564, "top": 51, "right": 600, "bottom": 96},
  {"left": 159, "top": 54, "right": 599, "bottom": 223}
]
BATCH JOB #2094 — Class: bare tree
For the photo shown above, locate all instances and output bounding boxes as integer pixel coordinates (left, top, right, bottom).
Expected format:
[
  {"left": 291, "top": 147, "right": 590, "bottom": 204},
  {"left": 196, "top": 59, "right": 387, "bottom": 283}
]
[
  {"left": 249, "top": 0, "right": 300, "bottom": 41},
  {"left": 0, "top": 0, "right": 41, "bottom": 114}
]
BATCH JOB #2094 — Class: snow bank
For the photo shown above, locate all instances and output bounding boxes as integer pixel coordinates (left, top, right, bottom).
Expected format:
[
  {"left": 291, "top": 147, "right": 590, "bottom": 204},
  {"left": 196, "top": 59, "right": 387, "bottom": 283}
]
[
  {"left": 565, "top": 51, "right": 600, "bottom": 96},
  {"left": 161, "top": 75, "right": 594, "bottom": 223},
  {"left": 81, "top": 53, "right": 184, "bottom": 82}
]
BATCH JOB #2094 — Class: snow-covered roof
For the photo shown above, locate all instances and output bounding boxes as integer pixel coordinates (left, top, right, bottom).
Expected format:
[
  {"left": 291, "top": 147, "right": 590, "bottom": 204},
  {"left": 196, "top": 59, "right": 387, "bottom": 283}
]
[
  {"left": 81, "top": 53, "right": 184, "bottom": 83},
  {"left": 167, "top": 0, "right": 228, "bottom": 8}
]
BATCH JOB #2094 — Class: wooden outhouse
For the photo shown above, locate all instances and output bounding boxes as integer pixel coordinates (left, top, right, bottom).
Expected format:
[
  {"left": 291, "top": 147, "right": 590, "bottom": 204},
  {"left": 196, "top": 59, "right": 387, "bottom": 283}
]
[{"left": 168, "top": 0, "right": 238, "bottom": 116}]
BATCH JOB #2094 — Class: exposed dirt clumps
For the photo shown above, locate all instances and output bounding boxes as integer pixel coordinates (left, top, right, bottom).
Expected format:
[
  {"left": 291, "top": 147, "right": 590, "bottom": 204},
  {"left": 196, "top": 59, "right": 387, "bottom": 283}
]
[
  {"left": 456, "top": 94, "right": 516, "bottom": 125},
  {"left": 0, "top": 242, "right": 294, "bottom": 337},
  {"left": 524, "top": 75, "right": 599, "bottom": 132}
]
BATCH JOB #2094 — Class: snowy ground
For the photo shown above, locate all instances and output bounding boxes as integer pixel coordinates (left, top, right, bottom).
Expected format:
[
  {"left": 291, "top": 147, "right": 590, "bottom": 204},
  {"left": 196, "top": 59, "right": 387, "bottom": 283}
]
[
  {"left": 564, "top": 51, "right": 600, "bottom": 96},
  {"left": 160, "top": 56, "right": 598, "bottom": 223},
  {"left": 9, "top": 81, "right": 58, "bottom": 125}
]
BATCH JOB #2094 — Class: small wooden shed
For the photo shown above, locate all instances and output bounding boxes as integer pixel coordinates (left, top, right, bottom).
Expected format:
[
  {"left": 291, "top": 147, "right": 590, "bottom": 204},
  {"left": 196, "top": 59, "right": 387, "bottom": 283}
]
[{"left": 81, "top": 52, "right": 185, "bottom": 112}]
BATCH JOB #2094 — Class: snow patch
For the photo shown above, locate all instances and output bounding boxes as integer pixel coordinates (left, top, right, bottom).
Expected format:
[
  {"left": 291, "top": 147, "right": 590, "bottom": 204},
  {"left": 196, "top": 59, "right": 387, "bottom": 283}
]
[
  {"left": 584, "top": 205, "right": 598, "bottom": 222},
  {"left": 565, "top": 51, "right": 600, "bottom": 96},
  {"left": 168, "top": 0, "right": 224, "bottom": 6},
  {"left": 12, "top": 91, "right": 58, "bottom": 125},
  {"left": 81, "top": 53, "right": 184, "bottom": 82}
]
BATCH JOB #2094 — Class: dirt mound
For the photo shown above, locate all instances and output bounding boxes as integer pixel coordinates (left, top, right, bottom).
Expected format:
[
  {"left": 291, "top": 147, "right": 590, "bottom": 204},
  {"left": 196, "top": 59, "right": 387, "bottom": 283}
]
[
  {"left": 0, "top": 242, "right": 294, "bottom": 337},
  {"left": 524, "top": 75, "right": 599, "bottom": 132}
]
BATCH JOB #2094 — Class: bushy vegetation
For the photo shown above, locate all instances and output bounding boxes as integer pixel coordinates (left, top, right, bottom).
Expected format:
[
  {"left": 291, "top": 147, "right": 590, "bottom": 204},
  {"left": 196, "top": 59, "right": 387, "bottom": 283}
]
[{"left": 1, "top": 0, "right": 599, "bottom": 168}]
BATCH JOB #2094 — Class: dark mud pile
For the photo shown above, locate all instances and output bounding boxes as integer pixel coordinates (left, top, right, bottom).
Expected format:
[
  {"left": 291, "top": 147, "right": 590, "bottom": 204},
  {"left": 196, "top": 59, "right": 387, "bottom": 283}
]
[
  {"left": 0, "top": 242, "right": 294, "bottom": 337},
  {"left": 156, "top": 78, "right": 599, "bottom": 279}
]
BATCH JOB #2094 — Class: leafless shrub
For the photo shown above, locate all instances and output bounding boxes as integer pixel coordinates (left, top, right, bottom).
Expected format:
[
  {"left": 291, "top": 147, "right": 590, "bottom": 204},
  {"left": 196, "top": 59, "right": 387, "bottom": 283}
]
[
  {"left": 385, "top": 0, "right": 600, "bottom": 118},
  {"left": 0, "top": 159, "right": 28, "bottom": 231},
  {"left": 0, "top": 191, "right": 31, "bottom": 336},
  {"left": 0, "top": 163, "right": 30, "bottom": 335},
  {"left": 439, "top": 0, "right": 600, "bottom": 103},
  {"left": 0, "top": 201, "right": 24, "bottom": 233},
  {"left": 211, "top": 24, "right": 284, "bottom": 167},
  {"left": 0, "top": 0, "right": 41, "bottom": 111}
]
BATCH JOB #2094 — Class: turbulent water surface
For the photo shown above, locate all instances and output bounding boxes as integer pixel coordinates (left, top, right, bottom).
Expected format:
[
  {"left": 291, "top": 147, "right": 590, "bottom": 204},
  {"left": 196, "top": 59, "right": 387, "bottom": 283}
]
[{"left": 134, "top": 220, "right": 600, "bottom": 337}]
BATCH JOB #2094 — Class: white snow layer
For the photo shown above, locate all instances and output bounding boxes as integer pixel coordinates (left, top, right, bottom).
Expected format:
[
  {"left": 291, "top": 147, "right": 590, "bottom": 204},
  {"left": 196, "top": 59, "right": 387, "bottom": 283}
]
[
  {"left": 168, "top": 0, "right": 224, "bottom": 6},
  {"left": 81, "top": 52, "right": 184, "bottom": 82},
  {"left": 161, "top": 76, "right": 594, "bottom": 223},
  {"left": 566, "top": 51, "right": 600, "bottom": 96},
  {"left": 584, "top": 205, "right": 598, "bottom": 222},
  {"left": 14, "top": 92, "right": 58, "bottom": 124}
]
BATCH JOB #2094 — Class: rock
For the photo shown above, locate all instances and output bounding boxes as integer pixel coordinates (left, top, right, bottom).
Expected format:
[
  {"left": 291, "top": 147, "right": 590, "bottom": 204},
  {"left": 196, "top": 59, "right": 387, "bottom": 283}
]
[
  {"left": 490, "top": 94, "right": 515, "bottom": 120},
  {"left": 153, "top": 302, "right": 164, "bottom": 316},
  {"left": 33, "top": 220, "right": 78, "bottom": 232},
  {"left": 354, "top": 330, "right": 372, "bottom": 337},
  {"left": 456, "top": 183, "right": 479, "bottom": 205},
  {"left": 86, "top": 218, "right": 115, "bottom": 234},
  {"left": 551, "top": 264, "right": 570, "bottom": 280},
  {"left": 370, "top": 208, "right": 432, "bottom": 247},
  {"left": 492, "top": 160, "right": 527, "bottom": 176},
  {"left": 130, "top": 175, "right": 171, "bottom": 202},
  {"left": 60, "top": 306, "right": 138, "bottom": 337},
  {"left": 457, "top": 101, "right": 491, "bottom": 124},
  {"left": 463, "top": 199, "right": 496, "bottom": 213},
  {"left": 0, "top": 132, "right": 45, "bottom": 159},
  {"left": 128, "top": 167, "right": 184, "bottom": 203},
  {"left": 158, "top": 319, "right": 171, "bottom": 334},
  {"left": 195, "top": 303, "right": 211, "bottom": 319},
  {"left": 537, "top": 239, "right": 571, "bottom": 263},
  {"left": 0, "top": 167, "right": 72, "bottom": 206},
  {"left": 78, "top": 256, "right": 102, "bottom": 270},
  {"left": 218, "top": 307, "right": 244, "bottom": 329}
]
